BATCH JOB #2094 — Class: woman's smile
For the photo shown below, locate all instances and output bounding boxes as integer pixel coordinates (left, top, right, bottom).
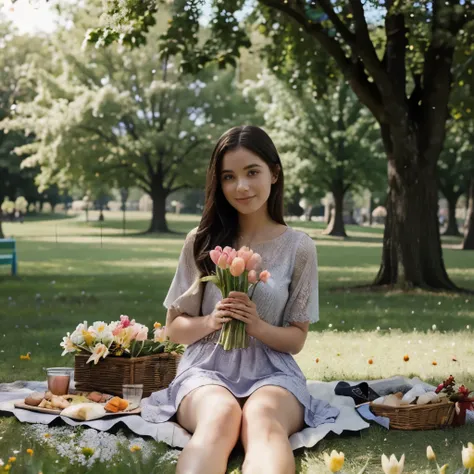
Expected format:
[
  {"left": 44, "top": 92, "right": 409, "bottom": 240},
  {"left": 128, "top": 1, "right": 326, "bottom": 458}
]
[{"left": 235, "top": 196, "right": 256, "bottom": 203}]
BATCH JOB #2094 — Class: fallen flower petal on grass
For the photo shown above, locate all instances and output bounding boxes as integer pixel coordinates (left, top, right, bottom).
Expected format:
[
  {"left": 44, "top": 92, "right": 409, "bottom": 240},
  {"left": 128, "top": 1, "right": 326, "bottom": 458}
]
[{"left": 323, "top": 450, "right": 344, "bottom": 472}]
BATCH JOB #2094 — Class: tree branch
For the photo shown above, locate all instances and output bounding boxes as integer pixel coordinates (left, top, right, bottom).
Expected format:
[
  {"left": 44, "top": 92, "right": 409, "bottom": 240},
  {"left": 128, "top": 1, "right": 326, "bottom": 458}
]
[
  {"left": 258, "top": 0, "right": 385, "bottom": 122},
  {"left": 97, "top": 162, "right": 151, "bottom": 191},
  {"left": 420, "top": 0, "right": 460, "bottom": 162},
  {"left": 79, "top": 125, "right": 119, "bottom": 146},
  {"left": 314, "top": 0, "right": 356, "bottom": 47},
  {"left": 384, "top": 0, "right": 407, "bottom": 102},
  {"left": 163, "top": 139, "right": 204, "bottom": 176},
  {"left": 169, "top": 183, "right": 191, "bottom": 194}
]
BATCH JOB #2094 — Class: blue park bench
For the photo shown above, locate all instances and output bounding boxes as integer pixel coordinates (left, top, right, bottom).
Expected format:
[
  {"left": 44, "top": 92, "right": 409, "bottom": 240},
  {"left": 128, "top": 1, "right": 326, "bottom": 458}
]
[{"left": 0, "top": 238, "right": 17, "bottom": 276}]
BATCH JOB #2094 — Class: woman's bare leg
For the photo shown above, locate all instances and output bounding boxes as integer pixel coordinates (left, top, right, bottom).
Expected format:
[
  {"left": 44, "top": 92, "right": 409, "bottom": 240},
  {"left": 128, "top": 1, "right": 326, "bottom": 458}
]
[
  {"left": 175, "top": 385, "right": 242, "bottom": 474},
  {"left": 240, "top": 385, "right": 305, "bottom": 474}
]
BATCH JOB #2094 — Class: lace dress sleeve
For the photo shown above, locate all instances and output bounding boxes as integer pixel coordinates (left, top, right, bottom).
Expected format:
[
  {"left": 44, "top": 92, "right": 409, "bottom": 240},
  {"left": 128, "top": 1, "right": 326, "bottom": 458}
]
[
  {"left": 282, "top": 233, "right": 319, "bottom": 326},
  {"left": 163, "top": 228, "right": 204, "bottom": 316}
]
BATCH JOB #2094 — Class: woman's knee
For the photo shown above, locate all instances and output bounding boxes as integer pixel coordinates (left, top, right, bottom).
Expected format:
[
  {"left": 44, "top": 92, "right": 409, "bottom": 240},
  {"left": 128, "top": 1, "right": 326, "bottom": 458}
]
[
  {"left": 177, "top": 385, "right": 242, "bottom": 437},
  {"left": 242, "top": 403, "right": 284, "bottom": 435},
  {"left": 196, "top": 397, "right": 242, "bottom": 440}
]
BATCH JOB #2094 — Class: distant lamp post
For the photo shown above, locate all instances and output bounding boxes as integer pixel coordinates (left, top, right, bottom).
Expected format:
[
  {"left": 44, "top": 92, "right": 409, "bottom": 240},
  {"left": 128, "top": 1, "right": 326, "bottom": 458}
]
[
  {"left": 120, "top": 188, "right": 129, "bottom": 236},
  {"left": 83, "top": 195, "right": 90, "bottom": 222}
]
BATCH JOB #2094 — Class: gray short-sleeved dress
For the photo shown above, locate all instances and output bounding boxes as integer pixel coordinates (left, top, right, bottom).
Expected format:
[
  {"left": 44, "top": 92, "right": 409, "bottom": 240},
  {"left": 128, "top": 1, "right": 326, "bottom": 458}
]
[{"left": 141, "top": 226, "right": 340, "bottom": 428}]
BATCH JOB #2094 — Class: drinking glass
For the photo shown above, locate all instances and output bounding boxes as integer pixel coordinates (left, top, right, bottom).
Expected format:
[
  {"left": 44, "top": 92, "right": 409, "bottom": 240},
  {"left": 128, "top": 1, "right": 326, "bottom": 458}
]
[
  {"left": 46, "top": 367, "right": 74, "bottom": 395},
  {"left": 122, "top": 384, "right": 143, "bottom": 405}
]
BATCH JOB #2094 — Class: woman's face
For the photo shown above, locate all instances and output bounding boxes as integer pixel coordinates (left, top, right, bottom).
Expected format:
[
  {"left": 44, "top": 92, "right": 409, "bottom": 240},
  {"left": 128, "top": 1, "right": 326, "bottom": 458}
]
[{"left": 220, "top": 147, "right": 278, "bottom": 215}]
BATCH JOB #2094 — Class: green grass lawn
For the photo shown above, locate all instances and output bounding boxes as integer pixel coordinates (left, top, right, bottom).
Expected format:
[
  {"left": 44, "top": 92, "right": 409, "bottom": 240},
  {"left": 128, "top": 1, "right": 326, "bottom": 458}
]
[{"left": 0, "top": 212, "right": 473, "bottom": 473}]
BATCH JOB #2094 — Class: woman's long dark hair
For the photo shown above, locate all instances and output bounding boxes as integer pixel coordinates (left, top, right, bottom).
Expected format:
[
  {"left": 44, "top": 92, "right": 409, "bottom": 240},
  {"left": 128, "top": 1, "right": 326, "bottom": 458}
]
[{"left": 194, "top": 125, "right": 286, "bottom": 276}]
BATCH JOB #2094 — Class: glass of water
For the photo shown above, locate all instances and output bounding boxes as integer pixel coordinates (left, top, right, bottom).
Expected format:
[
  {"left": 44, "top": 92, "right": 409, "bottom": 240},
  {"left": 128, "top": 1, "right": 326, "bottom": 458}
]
[{"left": 122, "top": 384, "right": 143, "bottom": 405}]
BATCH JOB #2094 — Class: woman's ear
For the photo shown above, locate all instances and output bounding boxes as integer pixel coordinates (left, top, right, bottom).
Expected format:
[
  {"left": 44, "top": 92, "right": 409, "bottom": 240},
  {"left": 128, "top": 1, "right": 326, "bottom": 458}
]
[{"left": 271, "top": 165, "right": 281, "bottom": 184}]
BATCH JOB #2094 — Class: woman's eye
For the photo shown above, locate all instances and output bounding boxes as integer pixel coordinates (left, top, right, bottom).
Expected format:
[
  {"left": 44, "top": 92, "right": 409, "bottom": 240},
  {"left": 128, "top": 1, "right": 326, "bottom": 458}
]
[
  {"left": 249, "top": 170, "right": 259, "bottom": 176},
  {"left": 223, "top": 175, "right": 233, "bottom": 181}
]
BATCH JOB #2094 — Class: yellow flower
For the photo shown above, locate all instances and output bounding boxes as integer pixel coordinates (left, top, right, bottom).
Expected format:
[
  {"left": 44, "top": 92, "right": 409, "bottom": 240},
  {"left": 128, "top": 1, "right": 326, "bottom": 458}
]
[
  {"left": 381, "top": 453, "right": 405, "bottom": 474},
  {"left": 7, "top": 458, "right": 15, "bottom": 464},
  {"left": 81, "top": 329, "right": 94, "bottom": 347},
  {"left": 81, "top": 447, "right": 94, "bottom": 458},
  {"left": 44, "top": 433, "right": 51, "bottom": 438},
  {"left": 26, "top": 448, "right": 34, "bottom": 456},
  {"left": 462, "top": 442, "right": 474, "bottom": 469},
  {"left": 426, "top": 445, "right": 436, "bottom": 461},
  {"left": 130, "top": 445, "right": 141, "bottom": 452},
  {"left": 3, "top": 465, "right": 11, "bottom": 472},
  {"left": 323, "top": 450, "right": 344, "bottom": 472},
  {"left": 439, "top": 464, "right": 448, "bottom": 474},
  {"left": 154, "top": 322, "right": 161, "bottom": 329}
]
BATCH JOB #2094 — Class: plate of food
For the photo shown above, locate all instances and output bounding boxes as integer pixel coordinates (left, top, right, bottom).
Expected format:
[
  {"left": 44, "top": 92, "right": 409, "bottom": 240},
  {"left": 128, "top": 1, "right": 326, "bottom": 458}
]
[{"left": 14, "top": 391, "right": 141, "bottom": 420}]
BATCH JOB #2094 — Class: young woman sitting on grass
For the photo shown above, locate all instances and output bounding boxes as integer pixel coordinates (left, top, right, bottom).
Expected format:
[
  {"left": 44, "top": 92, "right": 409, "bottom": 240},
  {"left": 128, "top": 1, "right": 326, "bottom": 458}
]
[{"left": 141, "top": 125, "right": 339, "bottom": 474}]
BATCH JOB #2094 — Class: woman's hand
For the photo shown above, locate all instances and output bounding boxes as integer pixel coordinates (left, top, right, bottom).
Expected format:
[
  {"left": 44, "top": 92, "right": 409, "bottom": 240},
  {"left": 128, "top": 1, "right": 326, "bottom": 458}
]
[
  {"left": 217, "top": 291, "right": 264, "bottom": 338},
  {"left": 206, "top": 302, "right": 233, "bottom": 332}
]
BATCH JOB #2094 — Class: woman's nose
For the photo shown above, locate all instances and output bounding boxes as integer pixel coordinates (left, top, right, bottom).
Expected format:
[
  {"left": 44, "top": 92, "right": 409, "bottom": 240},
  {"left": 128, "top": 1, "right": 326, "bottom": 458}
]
[{"left": 236, "top": 179, "right": 249, "bottom": 191}]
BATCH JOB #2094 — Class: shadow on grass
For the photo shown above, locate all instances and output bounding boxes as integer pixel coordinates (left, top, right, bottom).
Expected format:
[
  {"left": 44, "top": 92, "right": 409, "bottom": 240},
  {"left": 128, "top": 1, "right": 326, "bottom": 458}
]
[{"left": 22, "top": 213, "right": 77, "bottom": 222}]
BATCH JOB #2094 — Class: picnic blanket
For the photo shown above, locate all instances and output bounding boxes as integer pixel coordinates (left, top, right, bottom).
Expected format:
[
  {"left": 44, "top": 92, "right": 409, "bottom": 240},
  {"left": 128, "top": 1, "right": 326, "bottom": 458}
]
[{"left": 1, "top": 376, "right": 468, "bottom": 451}]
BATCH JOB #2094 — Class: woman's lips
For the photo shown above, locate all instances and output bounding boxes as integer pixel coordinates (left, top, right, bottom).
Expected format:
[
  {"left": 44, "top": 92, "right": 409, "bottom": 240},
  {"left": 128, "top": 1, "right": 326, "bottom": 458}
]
[{"left": 236, "top": 196, "right": 255, "bottom": 203}]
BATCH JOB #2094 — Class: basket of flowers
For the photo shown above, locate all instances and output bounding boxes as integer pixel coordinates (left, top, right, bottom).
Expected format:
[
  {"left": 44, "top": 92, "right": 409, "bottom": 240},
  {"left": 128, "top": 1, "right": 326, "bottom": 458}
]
[{"left": 60, "top": 316, "right": 184, "bottom": 397}]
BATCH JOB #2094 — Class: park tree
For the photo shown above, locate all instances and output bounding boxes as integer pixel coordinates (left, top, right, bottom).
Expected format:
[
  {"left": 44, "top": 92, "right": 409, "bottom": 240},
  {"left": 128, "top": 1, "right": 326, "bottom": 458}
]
[
  {"left": 246, "top": 72, "right": 384, "bottom": 237},
  {"left": 1, "top": 8, "right": 256, "bottom": 233},
  {"left": 438, "top": 120, "right": 472, "bottom": 237},
  {"left": 85, "top": 0, "right": 473, "bottom": 290},
  {"left": 0, "top": 20, "right": 45, "bottom": 238}
]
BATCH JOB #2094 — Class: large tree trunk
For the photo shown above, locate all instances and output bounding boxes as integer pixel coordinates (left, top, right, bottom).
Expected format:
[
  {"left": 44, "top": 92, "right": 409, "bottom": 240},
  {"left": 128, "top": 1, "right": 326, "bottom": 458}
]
[
  {"left": 147, "top": 189, "right": 169, "bottom": 233},
  {"left": 462, "top": 178, "right": 474, "bottom": 250},
  {"left": 443, "top": 193, "right": 461, "bottom": 236},
  {"left": 374, "top": 132, "right": 457, "bottom": 290},
  {"left": 323, "top": 185, "right": 347, "bottom": 237},
  {"left": 0, "top": 220, "right": 4, "bottom": 239}
]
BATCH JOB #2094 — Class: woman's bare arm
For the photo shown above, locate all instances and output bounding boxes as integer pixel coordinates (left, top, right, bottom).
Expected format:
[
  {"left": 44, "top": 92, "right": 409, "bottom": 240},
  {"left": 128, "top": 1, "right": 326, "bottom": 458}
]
[{"left": 165, "top": 308, "right": 215, "bottom": 345}]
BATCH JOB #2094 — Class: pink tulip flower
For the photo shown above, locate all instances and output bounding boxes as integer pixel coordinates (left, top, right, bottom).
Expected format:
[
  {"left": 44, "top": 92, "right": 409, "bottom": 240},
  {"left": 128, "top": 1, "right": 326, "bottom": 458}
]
[
  {"left": 246, "top": 253, "right": 262, "bottom": 271},
  {"left": 210, "top": 249, "right": 222, "bottom": 265},
  {"left": 259, "top": 270, "right": 271, "bottom": 283},
  {"left": 248, "top": 270, "right": 258, "bottom": 284},
  {"left": 225, "top": 248, "right": 236, "bottom": 264},
  {"left": 230, "top": 257, "right": 246, "bottom": 277},
  {"left": 215, "top": 246, "right": 223, "bottom": 253},
  {"left": 135, "top": 325, "right": 149, "bottom": 342},
  {"left": 237, "top": 246, "right": 252, "bottom": 258},
  {"left": 223, "top": 246, "right": 233, "bottom": 255},
  {"left": 217, "top": 252, "right": 229, "bottom": 269}
]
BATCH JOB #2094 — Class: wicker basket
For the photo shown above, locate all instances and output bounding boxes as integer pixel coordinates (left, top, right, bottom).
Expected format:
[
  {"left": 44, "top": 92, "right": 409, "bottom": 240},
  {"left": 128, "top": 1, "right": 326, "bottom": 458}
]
[
  {"left": 370, "top": 399, "right": 455, "bottom": 430},
  {"left": 74, "top": 352, "right": 181, "bottom": 398}
]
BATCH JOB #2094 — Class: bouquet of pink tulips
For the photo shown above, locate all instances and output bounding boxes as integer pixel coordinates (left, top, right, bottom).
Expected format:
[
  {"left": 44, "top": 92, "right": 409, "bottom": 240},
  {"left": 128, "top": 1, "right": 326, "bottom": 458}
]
[{"left": 200, "top": 245, "right": 270, "bottom": 350}]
